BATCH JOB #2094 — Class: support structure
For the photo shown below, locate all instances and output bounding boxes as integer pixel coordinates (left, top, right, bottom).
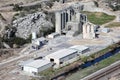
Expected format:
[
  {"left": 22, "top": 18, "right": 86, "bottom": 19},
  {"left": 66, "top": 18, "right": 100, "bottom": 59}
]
[
  {"left": 55, "top": 12, "right": 62, "bottom": 34},
  {"left": 83, "top": 22, "right": 96, "bottom": 39}
]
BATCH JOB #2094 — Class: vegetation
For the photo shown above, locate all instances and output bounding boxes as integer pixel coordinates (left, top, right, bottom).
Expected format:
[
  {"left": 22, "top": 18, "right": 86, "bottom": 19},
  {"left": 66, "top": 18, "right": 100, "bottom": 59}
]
[
  {"left": 109, "top": 5, "right": 120, "bottom": 11},
  {"left": 66, "top": 52, "right": 120, "bottom": 80},
  {"left": 94, "top": 1, "right": 99, "bottom": 7},
  {"left": 107, "top": 0, "right": 120, "bottom": 11},
  {"left": 39, "top": 68, "right": 55, "bottom": 80},
  {"left": 2, "top": 27, "right": 31, "bottom": 48},
  {"left": 38, "top": 61, "right": 81, "bottom": 80},
  {"left": 13, "top": 4, "right": 23, "bottom": 11},
  {"left": 2, "top": 36, "right": 27, "bottom": 47},
  {"left": 106, "top": 22, "right": 120, "bottom": 28},
  {"left": 13, "top": 4, "right": 41, "bottom": 11},
  {"left": 81, "top": 43, "right": 120, "bottom": 63},
  {"left": 82, "top": 12, "right": 115, "bottom": 25},
  {"left": 22, "top": 4, "right": 41, "bottom": 12},
  {"left": 50, "top": 0, "right": 60, "bottom": 2}
]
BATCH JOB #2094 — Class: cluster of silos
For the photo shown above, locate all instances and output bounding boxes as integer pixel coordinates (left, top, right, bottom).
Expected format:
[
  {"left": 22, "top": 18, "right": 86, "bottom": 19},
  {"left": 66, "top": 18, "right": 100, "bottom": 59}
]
[
  {"left": 55, "top": 3, "right": 87, "bottom": 35},
  {"left": 55, "top": 9, "right": 73, "bottom": 34},
  {"left": 83, "top": 22, "right": 96, "bottom": 39}
]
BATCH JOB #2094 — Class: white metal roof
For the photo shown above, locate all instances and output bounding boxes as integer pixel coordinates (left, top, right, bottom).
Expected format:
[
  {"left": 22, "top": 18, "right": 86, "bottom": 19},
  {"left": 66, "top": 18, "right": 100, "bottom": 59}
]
[
  {"left": 24, "top": 59, "right": 51, "bottom": 68},
  {"left": 19, "top": 59, "right": 34, "bottom": 66},
  {"left": 46, "top": 49, "right": 77, "bottom": 60},
  {"left": 69, "top": 45, "right": 89, "bottom": 51}
]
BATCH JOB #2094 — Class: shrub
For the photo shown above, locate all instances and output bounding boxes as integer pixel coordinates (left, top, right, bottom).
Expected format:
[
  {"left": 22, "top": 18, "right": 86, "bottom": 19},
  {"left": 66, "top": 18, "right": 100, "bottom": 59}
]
[{"left": 13, "top": 4, "right": 23, "bottom": 11}]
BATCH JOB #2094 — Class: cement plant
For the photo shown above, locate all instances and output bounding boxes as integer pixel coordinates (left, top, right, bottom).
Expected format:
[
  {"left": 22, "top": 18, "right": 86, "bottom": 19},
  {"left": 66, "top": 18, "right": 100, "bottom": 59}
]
[{"left": 0, "top": 0, "right": 120, "bottom": 80}]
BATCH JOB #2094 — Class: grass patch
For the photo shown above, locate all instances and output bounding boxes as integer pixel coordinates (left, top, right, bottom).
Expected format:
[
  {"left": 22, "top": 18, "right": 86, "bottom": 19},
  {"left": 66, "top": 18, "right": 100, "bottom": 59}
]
[
  {"left": 106, "top": 22, "right": 120, "bottom": 28},
  {"left": 66, "top": 53, "right": 120, "bottom": 80},
  {"left": 39, "top": 66, "right": 69, "bottom": 80},
  {"left": 82, "top": 12, "right": 115, "bottom": 25},
  {"left": 39, "top": 61, "right": 81, "bottom": 80}
]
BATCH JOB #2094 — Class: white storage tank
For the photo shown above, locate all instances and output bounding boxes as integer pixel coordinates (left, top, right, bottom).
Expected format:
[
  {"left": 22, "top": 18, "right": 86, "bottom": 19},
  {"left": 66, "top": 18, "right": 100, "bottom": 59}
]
[{"left": 32, "top": 32, "right": 37, "bottom": 40}]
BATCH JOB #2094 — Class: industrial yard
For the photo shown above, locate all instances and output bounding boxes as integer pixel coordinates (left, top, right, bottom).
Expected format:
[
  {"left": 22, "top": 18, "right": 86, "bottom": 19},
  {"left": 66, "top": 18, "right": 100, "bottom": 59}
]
[{"left": 0, "top": 26, "right": 120, "bottom": 80}]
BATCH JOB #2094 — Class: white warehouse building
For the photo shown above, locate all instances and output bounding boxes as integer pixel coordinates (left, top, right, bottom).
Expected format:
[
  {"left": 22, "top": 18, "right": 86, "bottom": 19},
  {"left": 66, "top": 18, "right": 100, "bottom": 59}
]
[
  {"left": 45, "top": 49, "right": 79, "bottom": 68},
  {"left": 69, "top": 45, "right": 89, "bottom": 55},
  {"left": 20, "top": 59, "right": 53, "bottom": 74}
]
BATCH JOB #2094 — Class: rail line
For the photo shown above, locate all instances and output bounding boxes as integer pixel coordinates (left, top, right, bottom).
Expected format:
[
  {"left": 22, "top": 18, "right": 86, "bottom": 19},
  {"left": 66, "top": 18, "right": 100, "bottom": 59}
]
[
  {"left": 89, "top": 65, "right": 120, "bottom": 80},
  {"left": 82, "top": 60, "right": 120, "bottom": 80}
]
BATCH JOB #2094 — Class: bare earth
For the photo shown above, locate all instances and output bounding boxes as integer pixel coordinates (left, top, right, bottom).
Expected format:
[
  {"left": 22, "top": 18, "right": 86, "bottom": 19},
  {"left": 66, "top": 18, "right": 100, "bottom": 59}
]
[{"left": 0, "top": 0, "right": 36, "bottom": 7}]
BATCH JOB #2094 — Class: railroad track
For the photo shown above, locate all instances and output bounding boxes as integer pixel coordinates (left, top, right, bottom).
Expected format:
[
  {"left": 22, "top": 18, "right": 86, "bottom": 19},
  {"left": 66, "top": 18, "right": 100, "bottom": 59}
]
[
  {"left": 82, "top": 61, "right": 120, "bottom": 80},
  {"left": 89, "top": 64, "right": 120, "bottom": 80}
]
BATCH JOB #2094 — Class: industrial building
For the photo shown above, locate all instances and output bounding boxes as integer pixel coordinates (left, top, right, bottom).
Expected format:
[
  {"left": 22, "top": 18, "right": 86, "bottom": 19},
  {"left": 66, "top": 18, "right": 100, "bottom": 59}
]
[
  {"left": 32, "top": 37, "right": 47, "bottom": 45},
  {"left": 19, "top": 45, "right": 90, "bottom": 73},
  {"left": 53, "top": 2, "right": 87, "bottom": 36},
  {"left": 48, "top": 1, "right": 99, "bottom": 39},
  {"left": 101, "top": 28, "right": 110, "bottom": 33},
  {"left": 69, "top": 45, "right": 89, "bottom": 55},
  {"left": 32, "top": 37, "right": 47, "bottom": 49},
  {"left": 48, "top": 32, "right": 60, "bottom": 39},
  {"left": 20, "top": 59, "right": 53, "bottom": 74},
  {"left": 45, "top": 49, "right": 79, "bottom": 68}
]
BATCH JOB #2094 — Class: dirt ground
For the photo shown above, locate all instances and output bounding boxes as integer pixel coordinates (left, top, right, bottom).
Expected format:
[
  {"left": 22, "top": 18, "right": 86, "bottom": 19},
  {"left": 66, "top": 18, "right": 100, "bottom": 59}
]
[
  {"left": 0, "top": 11, "right": 18, "bottom": 24},
  {"left": 0, "top": 0, "right": 36, "bottom": 7},
  {"left": 68, "top": 27, "right": 120, "bottom": 46}
]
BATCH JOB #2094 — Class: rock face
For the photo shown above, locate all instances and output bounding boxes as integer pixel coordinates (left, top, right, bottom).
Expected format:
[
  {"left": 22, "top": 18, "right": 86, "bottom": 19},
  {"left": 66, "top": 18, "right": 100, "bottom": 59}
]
[
  {"left": 0, "top": 15, "right": 7, "bottom": 36},
  {"left": 12, "top": 12, "right": 53, "bottom": 39},
  {"left": 0, "top": 19, "right": 6, "bottom": 31}
]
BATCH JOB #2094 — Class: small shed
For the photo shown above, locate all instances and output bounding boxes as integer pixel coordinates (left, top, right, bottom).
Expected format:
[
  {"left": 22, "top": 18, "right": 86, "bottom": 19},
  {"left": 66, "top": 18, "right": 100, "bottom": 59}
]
[
  {"left": 48, "top": 32, "right": 60, "bottom": 39},
  {"left": 32, "top": 37, "right": 47, "bottom": 49},
  {"left": 32, "top": 37, "right": 47, "bottom": 45},
  {"left": 21, "top": 59, "right": 53, "bottom": 74},
  {"left": 101, "top": 28, "right": 110, "bottom": 33}
]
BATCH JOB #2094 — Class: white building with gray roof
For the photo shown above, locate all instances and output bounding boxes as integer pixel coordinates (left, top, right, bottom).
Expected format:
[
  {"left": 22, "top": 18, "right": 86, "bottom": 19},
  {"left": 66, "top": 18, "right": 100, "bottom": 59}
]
[
  {"left": 45, "top": 48, "right": 79, "bottom": 68},
  {"left": 20, "top": 59, "right": 53, "bottom": 74}
]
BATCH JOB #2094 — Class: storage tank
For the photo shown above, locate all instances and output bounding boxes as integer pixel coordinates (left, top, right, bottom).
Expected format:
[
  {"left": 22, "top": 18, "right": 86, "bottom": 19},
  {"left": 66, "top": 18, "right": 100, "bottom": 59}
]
[{"left": 32, "top": 32, "right": 37, "bottom": 40}]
